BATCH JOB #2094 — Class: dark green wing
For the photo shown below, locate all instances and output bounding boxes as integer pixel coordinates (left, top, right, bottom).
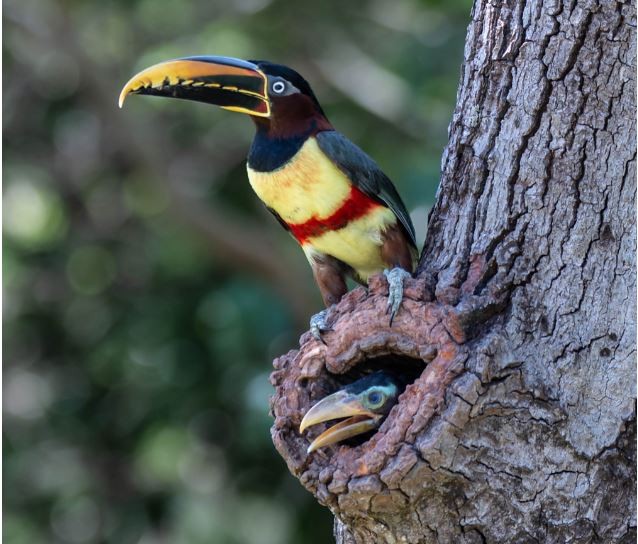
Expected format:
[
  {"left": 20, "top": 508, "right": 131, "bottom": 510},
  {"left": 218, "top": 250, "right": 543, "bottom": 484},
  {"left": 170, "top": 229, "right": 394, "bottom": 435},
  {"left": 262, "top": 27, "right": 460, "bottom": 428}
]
[{"left": 316, "top": 130, "right": 416, "bottom": 248}]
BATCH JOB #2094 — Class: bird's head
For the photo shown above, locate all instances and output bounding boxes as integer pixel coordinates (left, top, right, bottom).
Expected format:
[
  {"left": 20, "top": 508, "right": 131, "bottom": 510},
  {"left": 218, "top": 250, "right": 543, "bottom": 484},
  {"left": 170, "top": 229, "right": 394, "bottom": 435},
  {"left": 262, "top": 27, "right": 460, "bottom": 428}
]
[
  {"left": 299, "top": 371, "right": 402, "bottom": 453},
  {"left": 118, "top": 56, "right": 330, "bottom": 135}
]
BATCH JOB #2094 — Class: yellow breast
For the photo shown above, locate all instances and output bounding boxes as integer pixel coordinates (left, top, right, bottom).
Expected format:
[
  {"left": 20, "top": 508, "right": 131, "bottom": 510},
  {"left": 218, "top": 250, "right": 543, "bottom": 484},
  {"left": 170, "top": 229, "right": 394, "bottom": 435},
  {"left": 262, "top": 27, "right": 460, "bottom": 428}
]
[{"left": 246, "top": 137, "right": 352, "bottom": 224}]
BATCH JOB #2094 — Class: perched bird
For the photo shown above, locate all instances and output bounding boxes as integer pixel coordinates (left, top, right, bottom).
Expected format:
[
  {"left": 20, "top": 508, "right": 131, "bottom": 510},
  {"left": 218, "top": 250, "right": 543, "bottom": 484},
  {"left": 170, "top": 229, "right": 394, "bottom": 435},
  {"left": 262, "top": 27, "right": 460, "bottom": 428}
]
[
  {"left": 299, "top": 371, "right": 402, "bottom": 453},
  {"left": 119, "top": 56, "right": 417, "bottom": 336}
]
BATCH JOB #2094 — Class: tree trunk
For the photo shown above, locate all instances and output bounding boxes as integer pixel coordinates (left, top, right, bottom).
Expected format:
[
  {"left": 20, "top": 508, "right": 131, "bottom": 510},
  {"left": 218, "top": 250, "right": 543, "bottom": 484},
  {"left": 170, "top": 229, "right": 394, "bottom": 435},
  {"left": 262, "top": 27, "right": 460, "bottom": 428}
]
[{"left": 270, "top": 0, "right": 636, "bottom": 542}]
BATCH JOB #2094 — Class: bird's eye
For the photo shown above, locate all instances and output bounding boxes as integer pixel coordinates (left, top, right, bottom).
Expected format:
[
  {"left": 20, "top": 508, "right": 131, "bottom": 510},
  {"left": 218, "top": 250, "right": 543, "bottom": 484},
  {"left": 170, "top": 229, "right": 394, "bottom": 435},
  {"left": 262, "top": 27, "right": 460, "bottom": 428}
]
[
  {"left": 366, "top": 390, "right": 385, "bottom": 408},
  {"left": 272, "top": 80, "right": 286, "bottom": 94}
]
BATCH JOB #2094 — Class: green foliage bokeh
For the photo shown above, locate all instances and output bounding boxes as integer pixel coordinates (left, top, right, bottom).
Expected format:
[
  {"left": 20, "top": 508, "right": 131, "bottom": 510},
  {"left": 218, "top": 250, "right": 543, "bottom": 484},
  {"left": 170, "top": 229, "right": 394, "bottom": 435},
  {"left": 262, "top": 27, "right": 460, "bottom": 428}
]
[{"left": 3, "top": 0, "right": 471, "bottom": 542}]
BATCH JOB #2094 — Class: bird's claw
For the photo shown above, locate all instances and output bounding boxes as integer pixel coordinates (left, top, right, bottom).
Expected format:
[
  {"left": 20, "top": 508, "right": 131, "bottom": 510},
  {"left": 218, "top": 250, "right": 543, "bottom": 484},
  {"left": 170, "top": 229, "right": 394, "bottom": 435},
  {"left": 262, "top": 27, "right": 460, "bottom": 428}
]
[
  {"left": 310, "top": 309, "right": 332, "bottom": 343},
  {"left": 384, "top": 267, "right": 411, "bottom": 325}
]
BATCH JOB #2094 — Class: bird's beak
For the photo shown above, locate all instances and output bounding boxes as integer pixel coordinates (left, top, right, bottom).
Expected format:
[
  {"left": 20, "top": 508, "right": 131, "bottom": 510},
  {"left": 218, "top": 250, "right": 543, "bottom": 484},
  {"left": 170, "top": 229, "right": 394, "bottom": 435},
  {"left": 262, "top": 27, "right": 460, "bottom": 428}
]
[
  {"left": 118, "top": 56, "right": 270, "bottom": 117},
  {"left": 299, "top": 390, "right": 381, "bottom": 453}
]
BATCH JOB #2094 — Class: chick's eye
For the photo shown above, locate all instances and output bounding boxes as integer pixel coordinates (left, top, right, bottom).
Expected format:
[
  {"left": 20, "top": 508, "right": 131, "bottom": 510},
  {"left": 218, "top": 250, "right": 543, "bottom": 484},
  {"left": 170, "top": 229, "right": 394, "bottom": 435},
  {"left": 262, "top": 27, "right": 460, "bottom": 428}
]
[
  {"left": 367, "top": 391, "right": 384, "bottom": 407},
  {"left": 272, "top": 81, "right": 286, "bottom": 94}
]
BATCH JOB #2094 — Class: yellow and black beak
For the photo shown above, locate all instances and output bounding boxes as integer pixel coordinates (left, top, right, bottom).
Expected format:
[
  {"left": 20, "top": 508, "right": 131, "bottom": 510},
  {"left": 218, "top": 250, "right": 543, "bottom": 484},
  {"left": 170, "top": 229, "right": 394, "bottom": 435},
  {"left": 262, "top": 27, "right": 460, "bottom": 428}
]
[
  {"left": 118, "top": 56, "right": 270, "bottom": 117},
  {"left": 299, "top": 390, "right": 382, "bottom": 453}
]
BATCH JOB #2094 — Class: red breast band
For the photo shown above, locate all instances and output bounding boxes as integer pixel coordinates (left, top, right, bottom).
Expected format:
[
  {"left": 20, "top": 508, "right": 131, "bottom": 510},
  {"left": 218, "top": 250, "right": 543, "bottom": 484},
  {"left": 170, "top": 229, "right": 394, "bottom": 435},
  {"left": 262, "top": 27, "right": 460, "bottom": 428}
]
[{"left": 287, "top": 186, "right": 381, "bottom": 244}]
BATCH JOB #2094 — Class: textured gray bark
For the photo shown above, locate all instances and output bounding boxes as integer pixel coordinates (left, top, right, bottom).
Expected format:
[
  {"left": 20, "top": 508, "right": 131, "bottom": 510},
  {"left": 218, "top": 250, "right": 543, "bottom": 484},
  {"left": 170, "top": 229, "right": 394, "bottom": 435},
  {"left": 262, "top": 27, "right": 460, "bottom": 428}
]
[{"left": 270, "top": 0, "right": 636, "bottom": 542}]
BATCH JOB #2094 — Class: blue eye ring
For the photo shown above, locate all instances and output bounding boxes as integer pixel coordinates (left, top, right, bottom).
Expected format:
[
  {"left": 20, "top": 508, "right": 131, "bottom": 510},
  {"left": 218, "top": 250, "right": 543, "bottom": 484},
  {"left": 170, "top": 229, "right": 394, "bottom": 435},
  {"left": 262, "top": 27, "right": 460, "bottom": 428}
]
[{"left": 367, "top": 391, "right": 383, "bottom": 406}]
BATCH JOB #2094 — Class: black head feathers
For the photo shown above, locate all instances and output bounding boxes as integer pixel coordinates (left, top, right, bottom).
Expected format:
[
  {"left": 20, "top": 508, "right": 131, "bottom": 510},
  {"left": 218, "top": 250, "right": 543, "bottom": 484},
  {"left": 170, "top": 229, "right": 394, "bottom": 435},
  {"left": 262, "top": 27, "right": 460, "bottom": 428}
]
[{"left": 250, "top": 60, "right": 325, "bottom": 116}]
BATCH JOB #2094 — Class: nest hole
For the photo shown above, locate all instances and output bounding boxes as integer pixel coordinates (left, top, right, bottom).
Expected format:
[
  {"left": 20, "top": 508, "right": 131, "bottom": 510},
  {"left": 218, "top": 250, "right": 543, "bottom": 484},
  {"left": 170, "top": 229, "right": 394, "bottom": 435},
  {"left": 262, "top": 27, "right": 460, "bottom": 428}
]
[
  {"left": 322, "top": 353, "right": 428, "bottom": 448},
  {"left": 335, "top": 353, "right": 427, "bottom": 389}
]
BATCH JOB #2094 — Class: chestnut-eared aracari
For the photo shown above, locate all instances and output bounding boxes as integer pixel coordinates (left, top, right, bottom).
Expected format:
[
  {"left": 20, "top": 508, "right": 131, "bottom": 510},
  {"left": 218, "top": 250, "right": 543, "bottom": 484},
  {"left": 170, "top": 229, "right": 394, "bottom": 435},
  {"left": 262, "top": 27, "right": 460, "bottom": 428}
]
[
  {"left": 299, "top": 371, "right": 402, "bottom": 452},
  {"left": 119, "top": 56, "right": 417, "bottom": 337}
]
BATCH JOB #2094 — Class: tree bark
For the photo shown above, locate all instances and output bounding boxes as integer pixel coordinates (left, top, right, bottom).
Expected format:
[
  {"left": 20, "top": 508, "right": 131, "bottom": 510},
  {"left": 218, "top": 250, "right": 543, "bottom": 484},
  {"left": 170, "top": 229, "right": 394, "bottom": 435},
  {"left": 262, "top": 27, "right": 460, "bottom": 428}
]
[{"left": 270, "top": 0, "right": 636, "bottom": 542}]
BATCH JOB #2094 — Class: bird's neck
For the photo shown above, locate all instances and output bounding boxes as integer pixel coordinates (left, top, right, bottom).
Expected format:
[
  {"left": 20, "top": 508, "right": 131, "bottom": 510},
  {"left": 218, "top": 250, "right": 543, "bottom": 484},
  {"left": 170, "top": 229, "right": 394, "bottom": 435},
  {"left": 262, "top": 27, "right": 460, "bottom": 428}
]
[{"left": 248, "top": 115, "right": 332, "bottom": 172}]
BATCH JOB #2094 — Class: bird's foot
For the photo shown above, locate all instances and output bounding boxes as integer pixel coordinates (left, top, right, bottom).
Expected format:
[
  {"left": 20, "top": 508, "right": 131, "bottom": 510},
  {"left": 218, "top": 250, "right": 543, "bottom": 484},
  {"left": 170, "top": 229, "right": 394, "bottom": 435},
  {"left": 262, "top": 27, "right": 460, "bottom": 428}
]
[
  {"left": 310, "top": 309, "right": 332, "bottom": 343},
  {"left": 384, "top": 267, "right": 412, "bottom": 325}
]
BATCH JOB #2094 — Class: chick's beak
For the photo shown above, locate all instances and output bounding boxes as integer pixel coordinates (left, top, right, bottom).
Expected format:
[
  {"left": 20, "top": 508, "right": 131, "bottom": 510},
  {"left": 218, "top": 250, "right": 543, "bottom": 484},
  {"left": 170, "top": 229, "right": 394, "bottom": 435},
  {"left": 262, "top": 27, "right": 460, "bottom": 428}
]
[
  {"left": 299, "top": 390, "right": 381, "bottom": 453},
  {"left": 118, "top": 55, "right": 270, "bottom": 116}
]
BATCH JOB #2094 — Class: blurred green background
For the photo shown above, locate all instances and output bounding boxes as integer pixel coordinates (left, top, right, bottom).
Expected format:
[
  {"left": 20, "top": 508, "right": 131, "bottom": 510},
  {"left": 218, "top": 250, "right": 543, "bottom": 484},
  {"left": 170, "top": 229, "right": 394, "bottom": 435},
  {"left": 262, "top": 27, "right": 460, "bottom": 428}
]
[{"left": 3, "top": 0, "right": 471, "bottom": 542}]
